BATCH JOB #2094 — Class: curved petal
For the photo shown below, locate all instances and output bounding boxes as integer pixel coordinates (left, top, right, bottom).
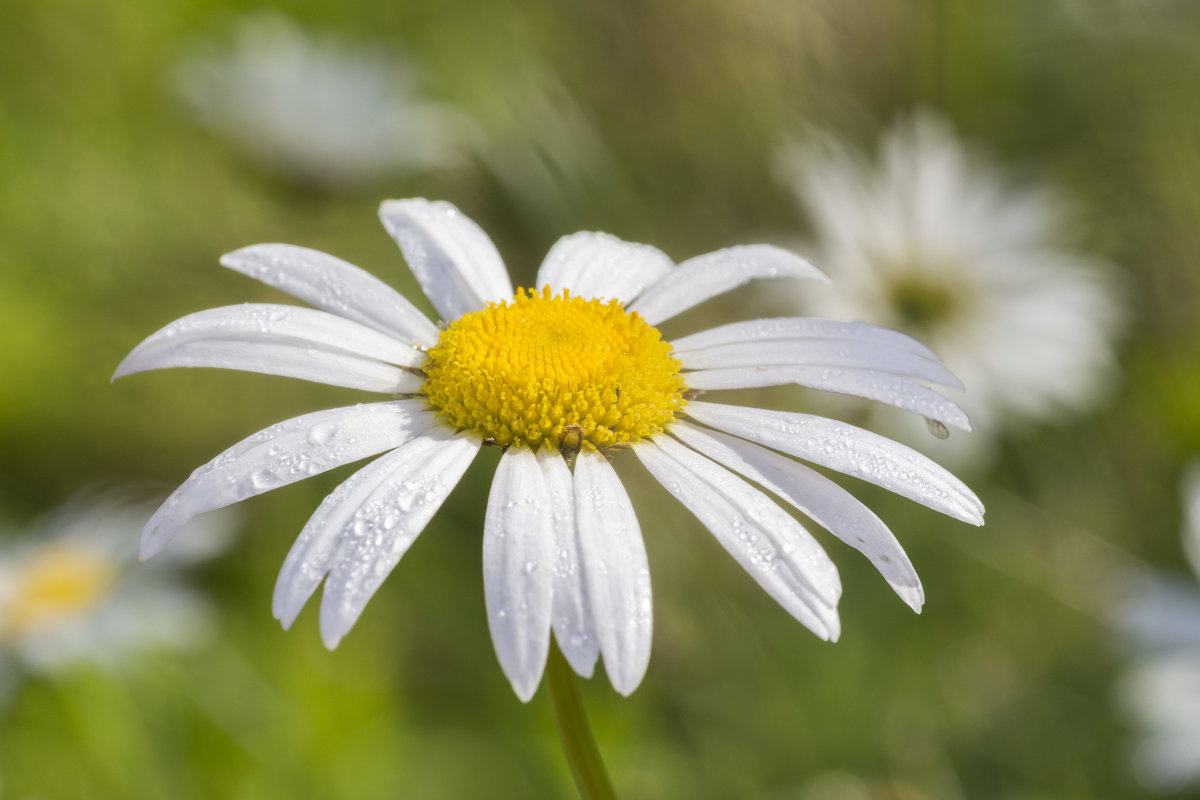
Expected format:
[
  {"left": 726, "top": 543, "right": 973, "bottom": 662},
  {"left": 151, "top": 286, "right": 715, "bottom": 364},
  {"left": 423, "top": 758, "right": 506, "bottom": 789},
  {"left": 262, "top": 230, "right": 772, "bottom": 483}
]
[
  {"left": 114, "top": 304, "right": 425, "bottom": 393},
  {"left": 378, "top": 198, "right": 513, "bottom": 320},
  {"left": 316, "top": 433, "right": 481, "bottom": 647},
  {"left": 141, "top": 400, "right": 437, "bottom": 559},
  {"left": 670, "top": 317, "right": 941, "bottom": 360},
  {"left": 685, "top": 366, "right": 971, "bottom": 431},
  {"left": 628, "top": 245, "right": 828, "bottom": 326},
  {"left": 271, "top": 427, "right": 478, "bottom": 636},
  {"left": 221, "top": 244, "right": 440, "bottom": 346},
  {"left": 677, "top": 339, "right": 962, "bottom": 388},
  {"left": 683, "top": 400, "right": 985, "bottom": 525},
  {"left": 539, "top": 447, "right": 599, "bottom": 678},
  {"left": 573, "top": 449, "right": 653, "bottom": 696},
  {"left": 670, "top": 420, "right": 922, "bottom": 611},
  {"left": 483, "top": 447, "right": 557, "bottom": 702},
  {"left": 634, "top": 438, "right": 841, "bottom": 640},
  {"left": 535, "top": 232, "right": 674, "bottom": 304}
]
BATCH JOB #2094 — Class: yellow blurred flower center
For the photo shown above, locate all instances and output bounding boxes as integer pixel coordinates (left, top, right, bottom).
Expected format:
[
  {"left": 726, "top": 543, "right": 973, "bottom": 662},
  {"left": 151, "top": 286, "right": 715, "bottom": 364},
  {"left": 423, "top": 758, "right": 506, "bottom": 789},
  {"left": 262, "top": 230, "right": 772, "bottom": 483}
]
[
  {"left": 423, "top": 287, "right": 686, "bottom": 450},
  {"left": 1, "top": 545, "right": 117, "bottom": 638}
]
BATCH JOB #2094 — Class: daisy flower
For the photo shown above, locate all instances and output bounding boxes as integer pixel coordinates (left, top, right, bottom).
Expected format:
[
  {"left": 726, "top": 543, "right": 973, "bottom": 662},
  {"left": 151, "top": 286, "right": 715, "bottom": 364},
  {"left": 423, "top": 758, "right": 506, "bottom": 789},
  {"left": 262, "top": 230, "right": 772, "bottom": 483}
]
[
  {"left": 172, "top": 14, "right": 473, "bottom": 187},
  {"left": 0, "top": 497, "right": 225, "bottom": 678},
  {"left": 776, "top": 113, "right": 1122, "bottom": 456},
  {"left": 114, "top": 199, "right": 983, "bottom": 701}
]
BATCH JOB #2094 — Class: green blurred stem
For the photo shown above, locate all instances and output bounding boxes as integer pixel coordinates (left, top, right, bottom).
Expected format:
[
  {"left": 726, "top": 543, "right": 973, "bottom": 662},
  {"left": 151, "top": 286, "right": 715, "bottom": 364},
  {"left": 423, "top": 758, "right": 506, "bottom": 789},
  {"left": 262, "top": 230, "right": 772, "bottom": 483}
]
[{"left": 547, "top": 640, "right": 618, "bottom": 800}]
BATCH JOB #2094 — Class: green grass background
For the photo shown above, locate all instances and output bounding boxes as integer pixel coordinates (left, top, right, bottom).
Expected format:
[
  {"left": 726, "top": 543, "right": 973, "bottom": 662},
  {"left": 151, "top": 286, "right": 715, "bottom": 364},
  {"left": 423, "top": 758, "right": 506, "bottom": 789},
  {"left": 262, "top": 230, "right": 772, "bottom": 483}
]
[{"left": 3, "top": 0, "right": 1200, "bottom": 797}]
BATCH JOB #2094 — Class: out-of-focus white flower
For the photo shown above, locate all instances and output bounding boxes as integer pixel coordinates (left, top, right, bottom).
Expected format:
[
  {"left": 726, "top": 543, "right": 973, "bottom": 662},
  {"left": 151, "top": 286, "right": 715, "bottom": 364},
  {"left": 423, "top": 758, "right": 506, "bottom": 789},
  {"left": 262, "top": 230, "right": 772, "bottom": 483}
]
[
  {"left": 0, "top": 497, "right": 229, "bottom": 676},
  {"left": 114, "top": 197, "right": 983, "bottom": 702},
  {"left": 776, "top": 113, "right": 1123, "bottom": 461},
  {"left": 1113, "top": 462, "right": 1200, "bottom": 792},
  {"left": 1119, "top": 649, "right": 1200, "bottom": 792},
  {"left": 173, "top": 14, "right": 475, "bottom": 187}
]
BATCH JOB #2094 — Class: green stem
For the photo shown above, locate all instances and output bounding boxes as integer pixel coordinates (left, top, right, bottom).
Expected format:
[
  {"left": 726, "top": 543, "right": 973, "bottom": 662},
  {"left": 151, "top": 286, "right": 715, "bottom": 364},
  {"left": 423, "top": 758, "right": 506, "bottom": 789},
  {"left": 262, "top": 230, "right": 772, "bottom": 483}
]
[{"left": 546, "top": 640, "right": 618, "bottom": 800}]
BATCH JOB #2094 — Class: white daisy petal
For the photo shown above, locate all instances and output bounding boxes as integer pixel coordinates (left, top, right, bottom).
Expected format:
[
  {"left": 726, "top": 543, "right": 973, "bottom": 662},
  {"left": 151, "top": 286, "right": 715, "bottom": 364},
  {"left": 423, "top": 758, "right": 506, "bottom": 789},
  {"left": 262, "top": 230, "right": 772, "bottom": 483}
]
[
  {"left": 113, "top": 304, "right": 425, "bottom": 393},
  {"left": 378, "top": 198, "right": 513, "bottom": 320},
  {"left": 315, "top": 432, "right": 481, "bottom": 647},
  {"left": 120, "top": 338, "right": 421, "bottom": 394},
  {"left": 628, "top": 245, "right": 828, "bottom": 326},
  {"left": 143, "top": 400, "right": 437, "bottom": 559},
  {"left": 483, "top": 447, "right": 557, "bottom": 702},
  {"left": 271, "top": 426, "right": 473, "bottom": 631},
  {"left": 573, "top": 449, "right": 653, "bottom": 696},
  {"left": 535, "top": 232, "right": 674, "bottom": 304},
  {"left": 670, "top": 317, "right": 941, "bottom": 361},
  {"left": 685, "top": 367, "right": 971, "bottom": 431},
  {"left": 540, "top": 447, "right": 599, "bottom": 678},
  {"left": 669, "top": 420, "right": 922, "bottom": 611},
  {"left": 677, "top": 339, "right": 962, "bottom": 388},
  {"left": 220, "top": 244, "right": 440, "bottom": 345},
  {"left": 634, "top": 438, "right": 841, "bottom": 640},
  {"left": 684, "top": 400, "right": 985, "bottom": 525}
]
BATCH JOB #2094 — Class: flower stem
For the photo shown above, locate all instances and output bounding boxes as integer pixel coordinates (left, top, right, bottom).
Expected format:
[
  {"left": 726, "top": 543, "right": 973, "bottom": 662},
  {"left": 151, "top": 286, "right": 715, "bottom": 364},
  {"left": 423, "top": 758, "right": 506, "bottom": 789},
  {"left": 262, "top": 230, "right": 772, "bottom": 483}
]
[{"left": 546, "top": 640, "right": 618, "bottom": 800}]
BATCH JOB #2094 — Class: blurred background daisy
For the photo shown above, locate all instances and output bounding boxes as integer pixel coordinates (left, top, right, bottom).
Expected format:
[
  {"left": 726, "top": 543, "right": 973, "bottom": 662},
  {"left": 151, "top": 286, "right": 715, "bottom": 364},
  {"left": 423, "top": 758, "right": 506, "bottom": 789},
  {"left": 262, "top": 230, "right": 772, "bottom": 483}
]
[
  {"left": 773, "top": 112, "right": 1124, "bottom": 465},
  {"left": 0, "top": 496, "right": 229, "bottom": 682},
  {"left": 3, "top": 0, "right": 1200, "bottom": 797},
  {"left": 172, "top": 13, "right": 477, "bottom": 189}
]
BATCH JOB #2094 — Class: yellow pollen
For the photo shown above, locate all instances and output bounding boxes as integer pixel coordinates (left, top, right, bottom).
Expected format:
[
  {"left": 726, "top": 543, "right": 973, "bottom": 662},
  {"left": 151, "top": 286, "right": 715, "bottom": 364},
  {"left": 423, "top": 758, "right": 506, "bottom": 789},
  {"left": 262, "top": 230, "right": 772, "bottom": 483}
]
[
  {"left": 1, "top": 545, "right": 117, "bottom": 639},
  {"left": 423, "top": 287, "right": 686, "bottom": 450}
]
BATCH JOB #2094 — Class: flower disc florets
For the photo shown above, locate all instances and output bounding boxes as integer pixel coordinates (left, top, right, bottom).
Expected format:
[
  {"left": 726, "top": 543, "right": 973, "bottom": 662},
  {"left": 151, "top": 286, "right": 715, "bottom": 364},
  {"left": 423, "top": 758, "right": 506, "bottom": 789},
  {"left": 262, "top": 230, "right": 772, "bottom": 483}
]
[{"left": 423, "top": 287, "right": 686, "bottom": 450}]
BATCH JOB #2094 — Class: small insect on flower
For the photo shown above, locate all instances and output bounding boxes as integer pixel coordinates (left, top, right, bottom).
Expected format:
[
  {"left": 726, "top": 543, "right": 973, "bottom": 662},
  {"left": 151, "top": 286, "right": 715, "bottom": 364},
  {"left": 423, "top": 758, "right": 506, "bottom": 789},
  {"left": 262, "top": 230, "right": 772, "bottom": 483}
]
[{"left": 114, "top": 199, "right": 983, "bottom": 701}]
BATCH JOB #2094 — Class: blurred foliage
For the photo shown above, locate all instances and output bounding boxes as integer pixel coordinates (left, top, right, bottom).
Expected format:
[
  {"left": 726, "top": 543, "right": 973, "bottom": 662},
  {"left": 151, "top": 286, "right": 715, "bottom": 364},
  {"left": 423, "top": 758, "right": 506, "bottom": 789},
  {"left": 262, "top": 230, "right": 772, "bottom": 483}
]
[{"left": 3, "top": 0, "right": 1200, "bottom": 798}]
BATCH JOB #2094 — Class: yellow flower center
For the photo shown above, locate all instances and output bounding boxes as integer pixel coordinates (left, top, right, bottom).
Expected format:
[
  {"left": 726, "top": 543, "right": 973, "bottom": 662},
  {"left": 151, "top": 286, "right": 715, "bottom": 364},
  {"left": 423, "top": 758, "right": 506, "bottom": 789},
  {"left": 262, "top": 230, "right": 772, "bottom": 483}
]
[
  {"left": 1, "top": 545, "right": 117, "bottom": 639},
  {"left": 423, "top": 287, "right": 686, "bottom": 450}
]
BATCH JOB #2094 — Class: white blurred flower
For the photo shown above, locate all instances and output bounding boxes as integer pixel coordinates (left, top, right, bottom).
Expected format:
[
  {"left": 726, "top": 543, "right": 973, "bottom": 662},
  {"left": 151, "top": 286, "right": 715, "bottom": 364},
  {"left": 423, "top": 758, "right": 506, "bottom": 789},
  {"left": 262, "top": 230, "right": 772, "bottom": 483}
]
[
  {"left": 1119, "top": 649, "right": 1200, "bottom": 792},
  {"left": 173, "top": 14, "right": 474, "bottom": 187},
  {"left": 0, "top": 497, "right": 229, "bottom": 677},
  {"left": 1113, "top": 462, "right": 1200, "bottom": 792},
  {"left": 776, "top": 113, "right": 1123, "bottom": 461}
]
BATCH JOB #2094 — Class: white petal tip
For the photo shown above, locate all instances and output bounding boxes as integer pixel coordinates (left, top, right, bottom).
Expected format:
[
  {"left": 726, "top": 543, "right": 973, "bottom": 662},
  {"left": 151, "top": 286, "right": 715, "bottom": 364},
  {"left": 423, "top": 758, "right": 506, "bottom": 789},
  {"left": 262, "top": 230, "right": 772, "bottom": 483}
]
[
  {"left": 273, "top": 601, "right": 303, "bottom": 631},
  {"left": 138, "top": 533, "right": 168, "bottom": 561},
  {"left": 610, "top": 672, "right": 646, "bottom": 697},
  {"left": 377, "top": 198, "right": 429, "bottom": 225},
  {"left": 111, "top": 360, "right": 135, "bottom": 381},
  {"left": 319, "top": 606, "right": 355, "bottom": 651},
  {"left": 511, "top": 680, "right": 540, "bottom": 704},
  {"left": 563, "top": 654, "right": 598, "bottom": 679},
  {"left": 823, "top": 611, "right": 842, "bottom": 642}
]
